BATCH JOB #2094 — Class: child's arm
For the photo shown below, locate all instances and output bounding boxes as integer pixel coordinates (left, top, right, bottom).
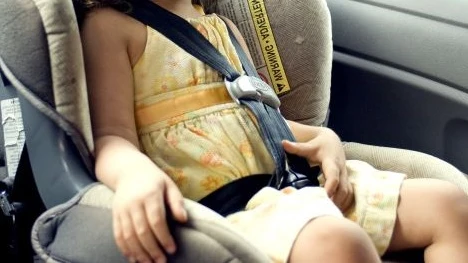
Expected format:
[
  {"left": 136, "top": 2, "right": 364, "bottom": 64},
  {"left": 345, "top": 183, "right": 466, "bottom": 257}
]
[{"left": 81, "top": 8, "right": 186, "bottom": 263}]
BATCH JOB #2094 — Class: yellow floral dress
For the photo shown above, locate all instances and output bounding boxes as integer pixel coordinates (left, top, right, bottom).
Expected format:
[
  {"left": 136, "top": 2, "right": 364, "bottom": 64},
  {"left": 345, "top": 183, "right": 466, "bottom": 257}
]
[
  {"left": 132, "top": 8, "right": 405, "bottom": 263},
  {"left": 133, "top": 13, "right": 275, "bottom": 202}
]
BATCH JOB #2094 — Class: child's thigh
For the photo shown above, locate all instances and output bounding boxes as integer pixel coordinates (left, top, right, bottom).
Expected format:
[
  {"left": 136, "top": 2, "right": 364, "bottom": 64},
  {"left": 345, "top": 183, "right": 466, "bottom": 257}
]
[
  {"left": 226, "top": 187, "right": 343, "bottom": 262},
  {"left": 387, "top": 178, "right": 468, "bottom": 251}
]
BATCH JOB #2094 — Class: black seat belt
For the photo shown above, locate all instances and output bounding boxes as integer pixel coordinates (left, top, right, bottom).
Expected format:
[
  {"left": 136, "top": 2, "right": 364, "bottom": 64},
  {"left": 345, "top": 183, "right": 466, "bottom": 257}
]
[
  {"left": 127, "top": 2, "right": 320, "bottom": 191},
  {"left": 220, "top": 22, "right": 321, "bottom": 187}
]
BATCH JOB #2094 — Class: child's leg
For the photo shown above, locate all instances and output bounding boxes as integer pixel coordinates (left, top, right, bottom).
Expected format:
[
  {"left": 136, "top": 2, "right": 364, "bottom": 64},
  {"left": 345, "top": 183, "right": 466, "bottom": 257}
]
[
  {"left": 387, "top": 179, "right": 468, "bottom": 263},
  {"left": 289, "top": 216, "right": 380, "bottom": 263}
]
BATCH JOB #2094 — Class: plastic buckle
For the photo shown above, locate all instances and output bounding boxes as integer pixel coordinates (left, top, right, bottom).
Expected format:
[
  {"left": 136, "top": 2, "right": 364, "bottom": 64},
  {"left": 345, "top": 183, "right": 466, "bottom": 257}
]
[
  {"left": 0, "top": 191, "right": 14, "bottom": 217},
  {"left": 225, "top": 75, "right": 281, "bottom": 109}
]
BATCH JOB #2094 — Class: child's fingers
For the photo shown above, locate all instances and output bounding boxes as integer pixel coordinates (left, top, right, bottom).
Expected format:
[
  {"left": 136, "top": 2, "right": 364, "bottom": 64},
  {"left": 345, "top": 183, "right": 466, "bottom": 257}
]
[
  {"left": 131, "top": 204, "right": 166, "bottom": 261},
  {"left": 145, "top": 192, "right": 176, "bottom": 256},
  {"left": 119, "top": 211, "right": 153, "bottom": 263},
  {"left": 331, "top": 171, "right": 353, "bottom": 211},
  {"left": 113, "top": 213, "right": 132, "bottom": 261},
  {"left": 166, "top": 178, "right": 188, "bottom": 223},
  {"left": 282, "top": 140, "right": 319, "bottom": 161},
  {"left": 322, "top": 158, "right": 340, "bottom": 197},
  {"left": 342, "top": 181, "right": 355, "bottom": 211}
]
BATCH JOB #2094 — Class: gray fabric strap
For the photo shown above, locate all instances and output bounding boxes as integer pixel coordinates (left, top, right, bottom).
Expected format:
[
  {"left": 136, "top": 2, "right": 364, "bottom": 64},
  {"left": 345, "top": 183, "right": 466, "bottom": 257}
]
[{"left": 222, "top": 20, "right": 320, "bottom": 186}]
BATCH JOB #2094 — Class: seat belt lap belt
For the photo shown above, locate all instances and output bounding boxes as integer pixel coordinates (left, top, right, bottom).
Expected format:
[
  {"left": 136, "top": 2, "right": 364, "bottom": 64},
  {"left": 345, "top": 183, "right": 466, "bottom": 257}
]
[{"left": 128, "top": 1, "right": 320, "bottom": 195}]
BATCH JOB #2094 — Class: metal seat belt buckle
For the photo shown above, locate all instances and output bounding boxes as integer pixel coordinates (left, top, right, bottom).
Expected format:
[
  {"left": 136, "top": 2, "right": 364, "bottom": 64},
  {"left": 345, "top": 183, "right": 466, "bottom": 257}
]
[
  {"left": 224, "top": 75, "right": 281, "bottom": 109},
  {"left": 0, "top": 191, "right": 15, "bottom": 217}
]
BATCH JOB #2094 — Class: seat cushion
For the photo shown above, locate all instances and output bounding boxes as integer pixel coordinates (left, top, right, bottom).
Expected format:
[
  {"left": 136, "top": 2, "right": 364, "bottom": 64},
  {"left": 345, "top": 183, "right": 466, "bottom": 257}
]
[
  {"left": 344, "top": 142, "right": 468, "bottom": 194},
  {"left": 31, "top": 183, "right": 271, "bottom": 263}
]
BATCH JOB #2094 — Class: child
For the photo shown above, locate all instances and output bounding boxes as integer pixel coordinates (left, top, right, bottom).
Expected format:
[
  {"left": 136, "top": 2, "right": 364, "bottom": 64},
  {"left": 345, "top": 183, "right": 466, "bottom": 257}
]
[{"left": 78, "top": 0, "right": 468, "bottom": 262}]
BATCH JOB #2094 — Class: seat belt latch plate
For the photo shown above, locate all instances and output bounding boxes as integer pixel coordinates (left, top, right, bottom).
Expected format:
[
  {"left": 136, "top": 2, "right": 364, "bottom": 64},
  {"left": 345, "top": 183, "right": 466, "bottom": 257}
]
[
  {"left": 225, "top": 76, "right": 281, "bottom": 109},
  {"left": 0, "top": 191, "right": 14, "bottom": 216}
]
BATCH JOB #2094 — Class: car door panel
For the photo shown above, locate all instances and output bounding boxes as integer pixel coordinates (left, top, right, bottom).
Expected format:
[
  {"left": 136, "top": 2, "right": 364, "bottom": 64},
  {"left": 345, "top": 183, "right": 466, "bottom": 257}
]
[{"left": 327, "top": 0, "right": 468, "bottom": 173}]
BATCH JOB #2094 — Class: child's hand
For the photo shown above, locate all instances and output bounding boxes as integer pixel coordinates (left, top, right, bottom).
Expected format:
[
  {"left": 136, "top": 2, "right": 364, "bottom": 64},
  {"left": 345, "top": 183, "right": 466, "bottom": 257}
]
[
  {"left": 112, "top": 164, "right": 187, "bottom": 263},
  {"left": 282, "top": 127, "right": 354, "bottom": 211}
]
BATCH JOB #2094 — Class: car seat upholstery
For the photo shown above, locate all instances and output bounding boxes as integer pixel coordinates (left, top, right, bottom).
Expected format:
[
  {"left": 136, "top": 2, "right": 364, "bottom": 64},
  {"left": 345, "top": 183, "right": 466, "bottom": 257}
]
[
  {"left": 0, "top": 0, "right": 467, "bottom": 262},
  {"left": 344, "top": 142, "right": 468, "bottom": 193},
  {"left": 203, "top": 0, "right": 332, "bottom": 127}
]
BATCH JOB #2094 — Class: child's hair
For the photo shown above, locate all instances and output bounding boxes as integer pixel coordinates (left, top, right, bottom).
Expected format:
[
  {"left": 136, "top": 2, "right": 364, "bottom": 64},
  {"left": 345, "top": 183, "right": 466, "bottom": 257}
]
[
  {"left": 76, "top": 0, "right": 202, "bottom": 12},
  {"left": 75, "top": 0, "right": 136, "bottom": 12}
]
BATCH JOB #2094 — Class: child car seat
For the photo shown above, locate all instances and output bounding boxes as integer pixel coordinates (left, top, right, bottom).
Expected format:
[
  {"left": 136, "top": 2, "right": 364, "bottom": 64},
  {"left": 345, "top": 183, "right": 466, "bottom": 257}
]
[{"left": 0, "top": 0, "right": 467, "bottom": 262}]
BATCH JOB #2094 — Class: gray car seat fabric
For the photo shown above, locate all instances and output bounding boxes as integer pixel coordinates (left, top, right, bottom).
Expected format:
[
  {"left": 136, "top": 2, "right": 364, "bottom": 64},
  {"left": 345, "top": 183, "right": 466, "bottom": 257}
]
[
  {"left": 344, "top": 142, "right": 468, "bottom": 194},
  {"left": 32, "top": 184, "right": 270, "bottom": 263},
  {"left": 33, "top": 0, "right": 94, "bottom": 152},
  {"left": 203, "top": 0, "right": 332, "bottom": 126},
  {"left": 0, "top": 0, "right": 54, "bottom": 106},
  {"left": 0, "top": 0, "right": 92, "bottom": 153},
  {"left": 0, "top": 0, "right": 467, "bottom": 262},
  {"left": 0, "top": 0, "right": 95, "bottom": 209}
]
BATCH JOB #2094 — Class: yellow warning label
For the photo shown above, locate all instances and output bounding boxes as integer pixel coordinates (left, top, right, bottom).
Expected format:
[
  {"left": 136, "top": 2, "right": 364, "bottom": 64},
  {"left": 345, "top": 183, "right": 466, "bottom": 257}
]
[{"left": 248, "top": 0, "right": 290, "bottom": 95}]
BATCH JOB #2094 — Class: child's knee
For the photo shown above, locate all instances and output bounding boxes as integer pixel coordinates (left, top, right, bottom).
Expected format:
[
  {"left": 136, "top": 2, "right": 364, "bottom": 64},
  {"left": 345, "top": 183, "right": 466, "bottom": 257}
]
[
  {"left": 304, "top": 216, "right": 370, "bottom": 245},
  {"left": 431, "top": 181, "right": 468, "bottom": 217},
  {"left": 290, "top": 216, "right": 378, "bottom": 262},
  {"left": 418, "top": 180, "right": 468, "bottom": 241},
  {"left": 438, "top": 182, "right": 468, "bottom": 225}
]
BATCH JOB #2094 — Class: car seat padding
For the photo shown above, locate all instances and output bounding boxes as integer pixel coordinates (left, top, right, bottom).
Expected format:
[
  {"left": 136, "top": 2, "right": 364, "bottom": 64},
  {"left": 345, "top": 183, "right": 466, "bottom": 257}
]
[{"left": 203, "top": 0, "right": 333, "bottom": 126}]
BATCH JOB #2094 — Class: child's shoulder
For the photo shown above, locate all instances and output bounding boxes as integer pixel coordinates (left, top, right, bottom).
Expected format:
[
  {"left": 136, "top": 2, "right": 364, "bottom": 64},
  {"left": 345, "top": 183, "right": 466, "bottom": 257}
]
[
  {"left": 81, "top": 7, "right": 142, "bottom": 42},
  {"left": 80, "top": 7, "right": 146, "bottom": 65}
]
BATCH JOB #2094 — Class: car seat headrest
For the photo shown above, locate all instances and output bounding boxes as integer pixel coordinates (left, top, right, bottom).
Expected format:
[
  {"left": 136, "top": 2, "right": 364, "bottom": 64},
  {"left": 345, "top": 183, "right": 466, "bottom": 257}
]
[{"left": 202, "top": 0, "right": 332, "bottom": 126}]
